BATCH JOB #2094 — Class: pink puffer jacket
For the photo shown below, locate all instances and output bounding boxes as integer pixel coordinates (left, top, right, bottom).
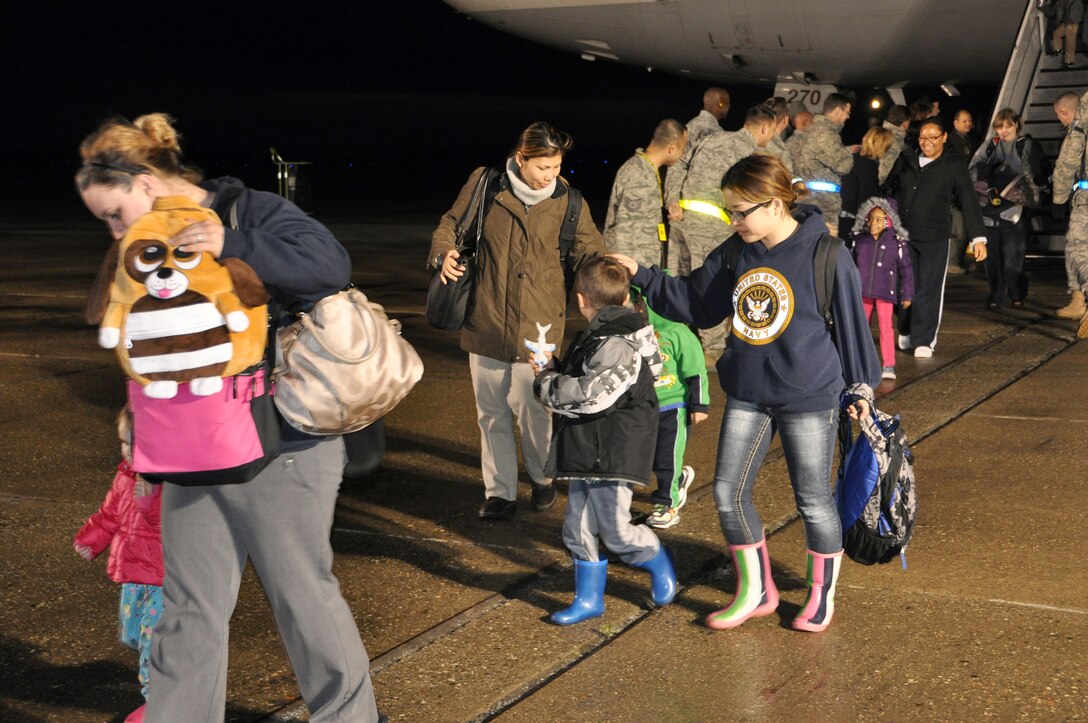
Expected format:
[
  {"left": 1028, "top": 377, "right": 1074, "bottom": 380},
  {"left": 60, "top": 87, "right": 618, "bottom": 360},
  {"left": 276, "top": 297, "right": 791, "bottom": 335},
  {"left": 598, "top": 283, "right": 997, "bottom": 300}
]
[{"left": 74, "top": 461, "right": 163, "bottom": 586}]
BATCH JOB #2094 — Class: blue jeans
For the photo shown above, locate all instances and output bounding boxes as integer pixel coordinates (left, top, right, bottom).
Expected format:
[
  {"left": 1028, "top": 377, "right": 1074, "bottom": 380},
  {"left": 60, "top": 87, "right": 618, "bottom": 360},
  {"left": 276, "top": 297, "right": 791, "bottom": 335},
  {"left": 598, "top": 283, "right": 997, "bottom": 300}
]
[{"left": 713, "top": 398, "right": 842, "bottom": 554}]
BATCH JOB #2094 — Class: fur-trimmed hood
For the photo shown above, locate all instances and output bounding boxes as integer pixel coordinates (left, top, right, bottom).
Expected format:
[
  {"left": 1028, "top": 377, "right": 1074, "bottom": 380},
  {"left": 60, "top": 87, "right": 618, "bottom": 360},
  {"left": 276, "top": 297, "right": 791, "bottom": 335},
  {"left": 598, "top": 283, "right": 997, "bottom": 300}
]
[{"left": 852, "top": 196, "right": 909, "bottom": 240}]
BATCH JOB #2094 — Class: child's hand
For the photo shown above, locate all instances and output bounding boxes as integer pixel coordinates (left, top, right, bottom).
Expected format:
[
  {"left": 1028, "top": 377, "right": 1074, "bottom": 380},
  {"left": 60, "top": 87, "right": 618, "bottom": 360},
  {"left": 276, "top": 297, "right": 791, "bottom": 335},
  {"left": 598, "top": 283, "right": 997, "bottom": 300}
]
[
  {"left": 532, "top": 351, "right": 554, "bottom": 375},
  {"left": 846, "top": 399, "right": 871, "bottom": 421},
  {"left": 74, "top": 543, "right": 94, "bottom": 561},
  {"left": 902, "top": 300, "right": 912, "bottom": 309},
  {"left": 691, "top": 412, "right": 709, "bottom": 425}
]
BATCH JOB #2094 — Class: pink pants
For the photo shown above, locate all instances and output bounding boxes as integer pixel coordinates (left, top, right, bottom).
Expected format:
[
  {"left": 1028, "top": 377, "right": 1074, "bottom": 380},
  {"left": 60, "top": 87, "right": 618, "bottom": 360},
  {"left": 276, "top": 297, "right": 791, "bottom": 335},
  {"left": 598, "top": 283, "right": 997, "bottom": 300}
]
[{"left": 863, "top": 297, "right": 895, "bottom": 368}]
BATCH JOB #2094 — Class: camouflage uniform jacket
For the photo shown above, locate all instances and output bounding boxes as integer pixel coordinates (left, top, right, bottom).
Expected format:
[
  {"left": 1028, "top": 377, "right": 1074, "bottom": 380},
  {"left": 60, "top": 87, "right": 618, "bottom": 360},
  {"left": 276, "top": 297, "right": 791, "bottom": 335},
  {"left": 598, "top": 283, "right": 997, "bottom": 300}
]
[
  {"left": 1052, "top": 90, "right": 1088, "bottom": 205},
  {"left": 665, "top": 110, "right": 724, "bottom": 205},
  {"left": 794, "top": 115, "right": 853, "bottom": 217},
  {"left": 603, "top": 150, "right": 665, "bottom": 265},
  {"left": 674, "top": 127, "right": 759, "bottom": 236},
  {"left": 535, "top": 305, "right": 661, "bottom": 486},
  {"left": 785, "top": 130, "right": 806, "bottom": 163},
  {"left": 878, "top": 122, "right": 907, "bottom": 185},
  {"left": 430, "top": 166, "right": 606, "bottom": 362},
  {"left": 763, "top": 133, "right": 794, "bottom": 173}
]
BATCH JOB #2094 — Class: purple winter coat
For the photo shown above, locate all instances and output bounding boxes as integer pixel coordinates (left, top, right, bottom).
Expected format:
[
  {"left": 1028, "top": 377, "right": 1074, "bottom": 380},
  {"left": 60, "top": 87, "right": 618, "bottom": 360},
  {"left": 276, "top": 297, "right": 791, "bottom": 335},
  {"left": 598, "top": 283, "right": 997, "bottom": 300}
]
[{"left": 852, "top": 228, "right": 914, "bottom": 304}]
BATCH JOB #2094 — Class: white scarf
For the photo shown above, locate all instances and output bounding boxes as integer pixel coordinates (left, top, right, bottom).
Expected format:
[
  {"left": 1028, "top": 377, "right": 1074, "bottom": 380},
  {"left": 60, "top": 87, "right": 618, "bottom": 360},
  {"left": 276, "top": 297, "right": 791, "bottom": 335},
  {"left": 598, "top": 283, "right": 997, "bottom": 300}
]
[{"left": 506, "top": 157, "right": 556, "bottom": 206}]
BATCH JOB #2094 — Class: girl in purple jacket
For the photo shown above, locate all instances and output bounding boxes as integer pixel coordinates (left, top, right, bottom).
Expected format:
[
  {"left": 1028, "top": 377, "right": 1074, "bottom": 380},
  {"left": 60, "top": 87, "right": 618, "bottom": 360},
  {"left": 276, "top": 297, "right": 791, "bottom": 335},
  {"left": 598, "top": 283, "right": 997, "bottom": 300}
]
[{"left": 851, "top": 197, "right": 915, "bottom": 380}]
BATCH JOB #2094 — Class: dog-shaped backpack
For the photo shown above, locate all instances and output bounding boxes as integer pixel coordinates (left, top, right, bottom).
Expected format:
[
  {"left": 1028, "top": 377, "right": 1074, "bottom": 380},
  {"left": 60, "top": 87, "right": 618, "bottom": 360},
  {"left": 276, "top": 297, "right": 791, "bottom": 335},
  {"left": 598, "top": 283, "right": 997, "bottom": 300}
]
[{"left": 87, "top": 196, "right": 270, "bottom": 398}]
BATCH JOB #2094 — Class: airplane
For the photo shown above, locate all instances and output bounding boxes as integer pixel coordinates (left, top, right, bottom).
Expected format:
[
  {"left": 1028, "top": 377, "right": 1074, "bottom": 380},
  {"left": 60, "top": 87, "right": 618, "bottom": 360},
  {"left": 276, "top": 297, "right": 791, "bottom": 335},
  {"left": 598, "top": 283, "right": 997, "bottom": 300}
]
[{"left": 442, "top": 0, "right": 1028, "bottom": 109}]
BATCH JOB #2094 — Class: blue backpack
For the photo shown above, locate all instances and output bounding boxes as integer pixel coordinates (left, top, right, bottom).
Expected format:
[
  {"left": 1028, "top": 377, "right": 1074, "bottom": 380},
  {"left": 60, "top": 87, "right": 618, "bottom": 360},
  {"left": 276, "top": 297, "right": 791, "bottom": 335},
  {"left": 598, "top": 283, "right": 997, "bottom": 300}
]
[{"left": 836, "top": 409, "right": 918, "bottom": 567}]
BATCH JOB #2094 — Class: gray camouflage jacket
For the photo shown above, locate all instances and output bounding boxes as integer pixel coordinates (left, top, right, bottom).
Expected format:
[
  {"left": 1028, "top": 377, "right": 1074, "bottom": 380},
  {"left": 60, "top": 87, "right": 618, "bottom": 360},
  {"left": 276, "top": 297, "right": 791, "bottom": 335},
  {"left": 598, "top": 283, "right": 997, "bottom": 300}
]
[
  {"left": 603, "top": 151, "right": 665, "bottom": 267},
  {"left": 665, "top": 110, "right": 724, "bottom": 205},
  {"left": 1053, "top": 90, "right": 1088, "bottom": 205},
  {"left": 763, "top": 134, "right": 794, "bottom": 173},
  {"left": 878, "top": 123, "right": 907, "bottom": 185},
  {"left": 794, "top": 115, "right": 854, "bottom": 216}
]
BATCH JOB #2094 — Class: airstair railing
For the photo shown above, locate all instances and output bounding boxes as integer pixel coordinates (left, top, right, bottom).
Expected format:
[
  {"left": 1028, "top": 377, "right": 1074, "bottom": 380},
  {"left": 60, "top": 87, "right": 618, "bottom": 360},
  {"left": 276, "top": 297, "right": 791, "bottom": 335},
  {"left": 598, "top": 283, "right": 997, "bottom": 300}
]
[{"left": 992, "top": 0, "right": 1045, "bottom": 127}]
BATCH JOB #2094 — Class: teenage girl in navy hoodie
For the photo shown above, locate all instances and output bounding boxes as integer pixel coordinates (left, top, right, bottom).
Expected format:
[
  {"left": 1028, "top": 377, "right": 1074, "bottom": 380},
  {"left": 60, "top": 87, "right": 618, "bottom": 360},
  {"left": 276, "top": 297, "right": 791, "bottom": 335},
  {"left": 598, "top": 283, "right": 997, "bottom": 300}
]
[{"left": 614, "top": 154, "right": 880, "bottom": 633}]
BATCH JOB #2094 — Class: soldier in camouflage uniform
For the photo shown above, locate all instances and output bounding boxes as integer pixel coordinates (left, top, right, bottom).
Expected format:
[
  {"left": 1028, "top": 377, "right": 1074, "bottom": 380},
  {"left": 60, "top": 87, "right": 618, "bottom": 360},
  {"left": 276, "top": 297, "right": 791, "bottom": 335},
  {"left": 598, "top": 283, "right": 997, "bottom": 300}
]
[
  {"left": 878, "top": 105, "right": 910, "bottom": 185},
  {"left": 762, "top": 97, "right": 794, "bottom": 173},
  {"left": 670, "top": 105, "right": 777, "bottom": 351},
  {"left": 664, "top": 88, "right": 730, "bottom": 233},
  {"left": 603, "top": 119, "right": 688, "bottom": 269},
  {"left": 793, "top": 93, "right": 855, "bottom": 236},
  {"left": 784, "top": 111, "right": 813, "bottom": 164},
  {"left": 1051, "top": 90, "right": 1088, "bottom": 330}
]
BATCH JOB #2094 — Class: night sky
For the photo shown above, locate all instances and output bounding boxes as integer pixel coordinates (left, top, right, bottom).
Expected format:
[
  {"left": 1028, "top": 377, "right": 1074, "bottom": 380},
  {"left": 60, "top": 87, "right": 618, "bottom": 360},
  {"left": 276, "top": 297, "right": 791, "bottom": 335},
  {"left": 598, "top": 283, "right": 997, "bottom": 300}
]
[{"left": 7, "top": 0, "right": 996, "bottom": 221}]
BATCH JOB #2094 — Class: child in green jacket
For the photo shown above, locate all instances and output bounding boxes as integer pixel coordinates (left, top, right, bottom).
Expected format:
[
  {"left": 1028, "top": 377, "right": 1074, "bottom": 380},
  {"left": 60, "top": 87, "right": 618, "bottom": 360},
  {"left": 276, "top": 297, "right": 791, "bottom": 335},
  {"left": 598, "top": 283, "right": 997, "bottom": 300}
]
[{"left": 633, "top": 287, "right": 710, "bottom": 528}]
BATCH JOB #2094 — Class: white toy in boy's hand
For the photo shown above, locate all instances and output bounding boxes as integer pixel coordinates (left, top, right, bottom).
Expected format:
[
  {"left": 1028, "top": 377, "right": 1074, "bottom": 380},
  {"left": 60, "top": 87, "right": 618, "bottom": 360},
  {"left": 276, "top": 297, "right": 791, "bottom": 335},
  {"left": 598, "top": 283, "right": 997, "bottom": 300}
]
[{"left": 524, "top": 322, "right": 556, "bottom": 370}]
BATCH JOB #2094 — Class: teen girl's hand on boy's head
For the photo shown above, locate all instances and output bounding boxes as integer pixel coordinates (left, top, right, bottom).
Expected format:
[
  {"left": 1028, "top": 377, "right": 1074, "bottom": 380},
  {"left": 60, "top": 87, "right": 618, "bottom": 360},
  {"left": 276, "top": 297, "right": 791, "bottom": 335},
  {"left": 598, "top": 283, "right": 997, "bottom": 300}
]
[
  {"left": 609, "top": 254, "right": 639, "bottom": 276},
  {"left": 74, "top": 542, "right": 94, "bottom": 561},
  {"left": 691, "top": 411, "right": 709, "bottom": 425}
]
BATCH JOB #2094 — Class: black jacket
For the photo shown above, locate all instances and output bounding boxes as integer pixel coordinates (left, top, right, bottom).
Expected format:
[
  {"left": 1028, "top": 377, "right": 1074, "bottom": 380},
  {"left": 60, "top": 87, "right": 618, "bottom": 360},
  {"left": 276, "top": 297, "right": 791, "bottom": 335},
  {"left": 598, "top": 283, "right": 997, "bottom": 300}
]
[
  {"left": 883, "top": 151, "right": 987, "bottom": 242},
  {"left": 840, "top": 153, "right": 881, "bottom": 219},
  {"left": 536, "top": 307, "right": 658, "bottom": 486}
]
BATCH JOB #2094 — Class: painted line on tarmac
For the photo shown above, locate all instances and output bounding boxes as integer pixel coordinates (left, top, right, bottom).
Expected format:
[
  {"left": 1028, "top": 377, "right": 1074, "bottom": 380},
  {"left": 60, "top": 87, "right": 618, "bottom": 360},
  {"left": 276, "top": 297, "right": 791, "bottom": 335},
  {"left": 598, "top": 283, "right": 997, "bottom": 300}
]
[
  {"left": 333, "top": 526, "right": 563, "bottom": 554},
  {"left": 842, "top": 584, "right": 1088, "bottom": 616},
  {"left": 976, "top": 413, "right": 1088, "bottom": 423}
]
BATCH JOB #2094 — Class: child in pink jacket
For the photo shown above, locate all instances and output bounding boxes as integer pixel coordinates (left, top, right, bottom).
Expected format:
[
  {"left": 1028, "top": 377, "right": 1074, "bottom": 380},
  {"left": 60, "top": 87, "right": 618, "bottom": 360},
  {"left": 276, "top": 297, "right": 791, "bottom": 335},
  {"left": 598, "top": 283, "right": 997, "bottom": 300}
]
[{"left": 73, "top": 408, "right": 162, "bottom": 723}]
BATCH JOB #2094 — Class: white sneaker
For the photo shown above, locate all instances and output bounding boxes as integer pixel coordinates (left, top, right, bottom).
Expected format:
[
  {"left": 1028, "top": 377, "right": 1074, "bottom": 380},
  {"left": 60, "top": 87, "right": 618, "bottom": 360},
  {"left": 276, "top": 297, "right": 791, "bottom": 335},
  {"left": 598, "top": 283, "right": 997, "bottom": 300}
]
[
  {"left": 676, "top": 465, "right": 695, "bottom": 510},
  {"left": 897, "top": 334, "right": 911, "bottom": 351},
  {"left": 646, "top": 504, "right": 680, "bottom": 529},
  {"left": 881, "top": 366, "right": 897, "bottom": 380},
  {"left": 914, "top": 345, "right": 933, "bottom": 358}
]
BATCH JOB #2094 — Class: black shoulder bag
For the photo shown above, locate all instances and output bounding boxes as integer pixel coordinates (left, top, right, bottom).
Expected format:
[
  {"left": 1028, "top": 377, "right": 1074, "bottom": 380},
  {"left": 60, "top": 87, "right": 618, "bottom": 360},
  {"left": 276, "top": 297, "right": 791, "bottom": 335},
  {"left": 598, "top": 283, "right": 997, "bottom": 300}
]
[{"left": 426, "top": 168, "right": 496, "bottom": 331}]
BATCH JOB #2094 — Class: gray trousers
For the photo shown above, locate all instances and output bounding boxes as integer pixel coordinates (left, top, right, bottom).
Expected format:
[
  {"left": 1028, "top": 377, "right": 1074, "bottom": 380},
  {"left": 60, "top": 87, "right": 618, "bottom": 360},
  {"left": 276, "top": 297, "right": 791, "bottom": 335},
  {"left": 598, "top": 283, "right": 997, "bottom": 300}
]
[
  {"left": 562, "top": 480, "right": 660, "bottom": 565},
  {"left": 149, "top": 437, "right": 378, "bottom": 723},
  {"left": 469, "top": 353, "right": 552, "bottom": 501}
]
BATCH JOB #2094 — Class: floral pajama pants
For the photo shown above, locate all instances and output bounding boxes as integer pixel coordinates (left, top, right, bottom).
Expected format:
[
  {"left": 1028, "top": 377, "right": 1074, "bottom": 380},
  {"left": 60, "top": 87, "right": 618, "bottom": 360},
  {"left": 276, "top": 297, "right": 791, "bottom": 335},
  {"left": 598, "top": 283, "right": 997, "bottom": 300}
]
[{"left": 118, "top": 582, "right": 163, "bottom": 700}]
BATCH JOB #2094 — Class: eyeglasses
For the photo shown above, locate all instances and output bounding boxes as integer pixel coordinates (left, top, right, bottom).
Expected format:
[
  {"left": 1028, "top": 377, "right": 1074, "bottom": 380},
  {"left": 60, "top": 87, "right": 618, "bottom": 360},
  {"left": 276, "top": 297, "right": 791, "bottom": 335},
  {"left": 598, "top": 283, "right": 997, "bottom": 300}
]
[
  {"left": 918, "top": 134, "right": 945, "bottom": 143},
  {"left": 728, "top": 199, "right": 774, "bottom": 222}
]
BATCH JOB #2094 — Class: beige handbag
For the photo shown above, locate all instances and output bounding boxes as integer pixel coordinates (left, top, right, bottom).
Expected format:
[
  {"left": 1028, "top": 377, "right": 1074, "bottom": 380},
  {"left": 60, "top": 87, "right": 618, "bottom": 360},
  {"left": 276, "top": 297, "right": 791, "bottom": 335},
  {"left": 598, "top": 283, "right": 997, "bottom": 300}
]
[{"left": 273, "top": 286, "right": 423, "bottom": 434}]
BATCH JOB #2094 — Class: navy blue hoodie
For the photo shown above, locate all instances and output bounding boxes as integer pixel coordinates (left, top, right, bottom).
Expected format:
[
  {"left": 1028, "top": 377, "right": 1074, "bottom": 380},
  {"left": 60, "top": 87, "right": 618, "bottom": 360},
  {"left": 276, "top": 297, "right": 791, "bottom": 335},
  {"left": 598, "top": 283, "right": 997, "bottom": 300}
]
[{"left": 633, "top": 205, "right": 879, "bottom": 412}]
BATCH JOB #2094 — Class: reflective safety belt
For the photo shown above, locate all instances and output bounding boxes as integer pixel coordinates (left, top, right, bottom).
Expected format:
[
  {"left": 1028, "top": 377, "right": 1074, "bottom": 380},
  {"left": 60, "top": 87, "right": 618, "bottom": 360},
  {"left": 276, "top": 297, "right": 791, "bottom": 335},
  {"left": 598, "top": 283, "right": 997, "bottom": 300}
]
[
  {"left": 805, "top": 180, "right": 842, "bottom": 193},
  {"left": 678, "top": 198, "right": 731, "bottom": 223},
  {"left": 1076, "top": 180, "right": 1088, "bottom": 190}
]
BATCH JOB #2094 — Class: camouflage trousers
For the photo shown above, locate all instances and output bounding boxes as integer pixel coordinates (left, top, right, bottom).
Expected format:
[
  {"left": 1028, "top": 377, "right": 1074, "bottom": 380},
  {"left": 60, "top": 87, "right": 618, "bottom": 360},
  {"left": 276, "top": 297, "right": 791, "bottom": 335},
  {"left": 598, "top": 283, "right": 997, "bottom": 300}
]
[
  {"left": 670, "top": 218, "right": 733, "bottom": 350},
  {"left": 1066, "top": 204, "right": 1088, "bottom": 294}
]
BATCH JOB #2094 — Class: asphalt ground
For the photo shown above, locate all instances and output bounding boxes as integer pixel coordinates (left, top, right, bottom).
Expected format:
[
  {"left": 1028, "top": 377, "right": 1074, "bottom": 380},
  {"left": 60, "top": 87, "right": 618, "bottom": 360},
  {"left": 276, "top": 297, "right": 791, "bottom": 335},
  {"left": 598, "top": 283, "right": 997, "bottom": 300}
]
[{"left": 1, "top": 219, "right": 1085, "bottom": 721}]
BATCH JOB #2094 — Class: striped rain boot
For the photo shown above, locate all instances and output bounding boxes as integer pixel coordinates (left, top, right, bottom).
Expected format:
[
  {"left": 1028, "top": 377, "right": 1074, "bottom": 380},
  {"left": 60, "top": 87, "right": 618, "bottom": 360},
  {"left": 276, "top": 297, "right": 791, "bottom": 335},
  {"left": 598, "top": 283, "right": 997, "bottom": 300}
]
[
  {"left": 792, "top": 549, "right": 843, "bottom": 633},
  {"left": 705, "top": 537, "right": 779, "bottom": 629}
]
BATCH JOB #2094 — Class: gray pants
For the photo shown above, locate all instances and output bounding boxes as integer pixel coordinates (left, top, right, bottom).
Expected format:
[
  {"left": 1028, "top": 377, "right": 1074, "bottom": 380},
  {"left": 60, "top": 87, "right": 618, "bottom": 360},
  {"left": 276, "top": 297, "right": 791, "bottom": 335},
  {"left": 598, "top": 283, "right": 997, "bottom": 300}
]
[
  {"left": 670, "top": 218, "right": 732, "bottom": 350},
  {"left": 469, "top": 353, "right": 552, "bottom": 501},
  {"left": 562, "top": 480, "right": 660, "bottom": 565},
  {"left": 149, "top": 437, "right": 378, "bottom": 723}
]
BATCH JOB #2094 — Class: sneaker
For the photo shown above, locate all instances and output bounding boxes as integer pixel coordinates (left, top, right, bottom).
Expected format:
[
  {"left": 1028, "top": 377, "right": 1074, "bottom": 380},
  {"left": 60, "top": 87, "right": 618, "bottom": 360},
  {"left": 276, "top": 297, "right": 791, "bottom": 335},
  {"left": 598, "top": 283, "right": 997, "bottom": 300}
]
[
  {"left": 479, "top": 497, "right": 516, "bottom": 519},
  {"left": 531, "top": 481, "right": 557, "bottom": 511},
  {"left": 646, "top": 504, "right": 680, "bottom": 529},
  {"left": 675, "top": 465, "right": 695, "bottom": 510},
  {"left": 897, "top": 334, "right": 911, "bottom": 351},
  {"left": 914, "top": 345, "right": 933, "bottom": 358},
  {"left": 881, "top": 366, "right": 896, "bottom": 380}
]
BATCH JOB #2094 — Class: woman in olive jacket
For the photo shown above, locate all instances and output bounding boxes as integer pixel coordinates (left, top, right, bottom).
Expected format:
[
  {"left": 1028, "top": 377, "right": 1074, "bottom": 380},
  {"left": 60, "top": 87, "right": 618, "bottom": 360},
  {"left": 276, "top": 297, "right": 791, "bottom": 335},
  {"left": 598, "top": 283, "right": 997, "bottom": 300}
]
[{"left": 430, "top": 122, "right": 607, "bottom": 519}]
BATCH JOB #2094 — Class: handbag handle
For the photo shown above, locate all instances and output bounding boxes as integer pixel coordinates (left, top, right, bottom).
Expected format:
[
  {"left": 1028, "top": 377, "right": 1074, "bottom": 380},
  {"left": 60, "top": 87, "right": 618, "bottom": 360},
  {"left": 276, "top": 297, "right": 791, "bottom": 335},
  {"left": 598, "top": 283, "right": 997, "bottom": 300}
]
[
  {"left": 292, "top": 289, "right": 382, "bottom": 365},
  {"left": 455, "top": 168, "right": 494, "bottom": 252}
]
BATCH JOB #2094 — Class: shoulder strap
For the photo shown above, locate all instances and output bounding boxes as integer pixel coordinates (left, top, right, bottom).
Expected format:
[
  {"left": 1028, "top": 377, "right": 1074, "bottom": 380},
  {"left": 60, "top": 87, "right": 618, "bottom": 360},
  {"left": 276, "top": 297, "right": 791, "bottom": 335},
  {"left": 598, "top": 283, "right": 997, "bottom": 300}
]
[
  {"left": 724, "top": 235, "right": 744, "bottom": 273},
  {"left": 456, "top": 168, "right": 497, "bottom": 250},
  {"left": 216, "top": 186, "right": 245, "bottom": 231},
  {"left": 559, "top": 186, "right": 582, "bottom": 265},
  {"left": 814, "top": 233, "right": 841, "bottom": 332}
]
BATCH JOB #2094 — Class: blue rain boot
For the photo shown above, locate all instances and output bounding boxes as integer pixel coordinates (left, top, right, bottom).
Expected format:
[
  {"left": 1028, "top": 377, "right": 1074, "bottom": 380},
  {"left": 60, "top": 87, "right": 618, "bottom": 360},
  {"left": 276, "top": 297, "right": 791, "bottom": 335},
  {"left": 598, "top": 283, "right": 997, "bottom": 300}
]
[
  {"left": 550, "top": 558, "right": 607, "bottom": 625},
  {"left": 631, "top": 545, "right": 678, "bottom": 606}
]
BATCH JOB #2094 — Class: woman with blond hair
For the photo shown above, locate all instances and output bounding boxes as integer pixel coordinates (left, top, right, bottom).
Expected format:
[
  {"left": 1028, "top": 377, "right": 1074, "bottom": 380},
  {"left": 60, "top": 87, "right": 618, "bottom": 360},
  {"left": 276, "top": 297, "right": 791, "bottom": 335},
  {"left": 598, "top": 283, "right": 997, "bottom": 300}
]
[
  {"left": 840, "top": 126, "right": 893, "bottom": 233},
  {"left": 613, "top": 154, "right": 880, "bottom": 633},
  {"left": 76, "top": 113, "right": 381, "bottom": 723}
]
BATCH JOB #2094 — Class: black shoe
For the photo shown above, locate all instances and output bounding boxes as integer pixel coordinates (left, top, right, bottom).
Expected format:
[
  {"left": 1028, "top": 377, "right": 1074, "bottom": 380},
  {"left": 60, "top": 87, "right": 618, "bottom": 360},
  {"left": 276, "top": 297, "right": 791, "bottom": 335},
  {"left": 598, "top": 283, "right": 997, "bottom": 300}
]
[
  {"left": 987, "top": 301, "right": 1000, "bottom": 310},
  {"left": 1011, "top": 299, "right": 1025, "bottom": 308},
  {"left": 531, "top": 482, "right": 557, "bottom": 511},
  {"left": 479, "top": 497, "right": 516, "bottom": 519},
  {"left": 1065, "top": 60, "right": 1077, "bottom": 69}
]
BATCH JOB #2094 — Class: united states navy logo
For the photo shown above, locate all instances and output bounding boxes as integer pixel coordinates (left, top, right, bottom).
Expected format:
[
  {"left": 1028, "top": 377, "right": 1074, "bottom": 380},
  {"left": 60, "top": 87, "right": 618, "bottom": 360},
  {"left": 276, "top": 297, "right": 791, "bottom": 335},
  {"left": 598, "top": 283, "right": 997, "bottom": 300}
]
[{"left": 732, "top": 267, "right": 794, "bottom": 345}]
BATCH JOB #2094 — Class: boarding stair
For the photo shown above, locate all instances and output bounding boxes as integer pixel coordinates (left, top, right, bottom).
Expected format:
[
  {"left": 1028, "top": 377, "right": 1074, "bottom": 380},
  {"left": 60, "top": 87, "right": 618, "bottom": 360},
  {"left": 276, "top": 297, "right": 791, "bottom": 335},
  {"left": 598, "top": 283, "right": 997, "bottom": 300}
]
[{"left": 994, "top": 1, "right": 1088, "bottom": 256}]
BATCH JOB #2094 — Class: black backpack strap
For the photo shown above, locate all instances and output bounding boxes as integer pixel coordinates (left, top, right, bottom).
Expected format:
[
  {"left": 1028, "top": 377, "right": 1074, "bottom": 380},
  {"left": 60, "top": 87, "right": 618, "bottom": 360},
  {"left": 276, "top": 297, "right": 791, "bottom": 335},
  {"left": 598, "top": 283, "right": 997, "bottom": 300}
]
[
  {"left": 814, "top": 233, "right": 841, "bottom": 333},
  {"left": 724, "top": 235, "right": 744, "bottom": 273},
  {"left": 559, "top": 186, "right": 582, "bottom": 266}
]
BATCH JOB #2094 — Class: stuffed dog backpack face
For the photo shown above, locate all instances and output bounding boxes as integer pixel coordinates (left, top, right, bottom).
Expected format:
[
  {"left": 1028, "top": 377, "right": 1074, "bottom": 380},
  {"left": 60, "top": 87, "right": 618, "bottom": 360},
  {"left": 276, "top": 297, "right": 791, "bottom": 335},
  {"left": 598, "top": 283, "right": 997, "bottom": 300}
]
[{"left": 94, "top": 196, "right": 270, "bottom": 398}]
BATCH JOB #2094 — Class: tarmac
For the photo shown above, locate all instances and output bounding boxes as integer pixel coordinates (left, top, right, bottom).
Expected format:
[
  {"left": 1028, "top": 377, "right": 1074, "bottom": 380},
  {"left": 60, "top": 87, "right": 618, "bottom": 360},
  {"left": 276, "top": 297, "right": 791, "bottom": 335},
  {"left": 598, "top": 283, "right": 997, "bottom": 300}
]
[{"left": 1, "top": 217, "right": 1086, "bottom": 722}]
